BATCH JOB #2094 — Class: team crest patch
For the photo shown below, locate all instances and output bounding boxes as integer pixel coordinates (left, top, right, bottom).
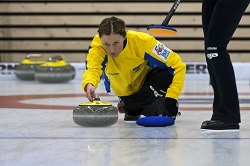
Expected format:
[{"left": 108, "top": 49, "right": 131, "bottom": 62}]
[{"left": 152, "top": 42, "right": 171, "bottom": 61}]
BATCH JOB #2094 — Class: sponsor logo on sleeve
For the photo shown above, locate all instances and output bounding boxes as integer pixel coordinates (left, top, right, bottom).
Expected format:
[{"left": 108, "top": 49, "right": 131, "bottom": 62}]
[{"left": 152, "top": 42, "right": 170, "bottom": 61}]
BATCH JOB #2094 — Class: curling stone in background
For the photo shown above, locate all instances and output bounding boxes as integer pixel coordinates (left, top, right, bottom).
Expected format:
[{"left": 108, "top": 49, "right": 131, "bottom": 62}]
[
  {"left": 15, "top": 54, "right": 45, "bottom": 80},
  {"left": 35, "top": 55, "right": 76, "bottom": 83},
  {"left": 73, "top": 94, "right": 118, "bottom": 127}
]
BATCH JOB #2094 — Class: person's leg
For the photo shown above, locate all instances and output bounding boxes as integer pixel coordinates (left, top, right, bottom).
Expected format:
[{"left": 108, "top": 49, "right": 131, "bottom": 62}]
[
  {"left": 120, "top": 67, "right": 173, "bottom": 120},
  {"left": 201, "top": 0, "right": 249, "bottom": 129},
  {"left": 141, "top": 68, "right": 173, "bottom": 116},
  {"left": 201, "top": 0, "right": 217, "bottom": 39},
  {"left": 202, "top": 0, "right": 223, "bottom": 125}
]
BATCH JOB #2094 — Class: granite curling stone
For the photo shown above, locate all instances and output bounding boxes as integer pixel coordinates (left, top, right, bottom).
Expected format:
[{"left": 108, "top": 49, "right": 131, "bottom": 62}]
[
  {"left": 73, "top": 95, "right": 118, "bottom": 127},
  {"left": 15, "top": 54, "right": 45, "bottom": 80},
  {"left": 35, "top": 55, "right": 76, "bottom": 83}
]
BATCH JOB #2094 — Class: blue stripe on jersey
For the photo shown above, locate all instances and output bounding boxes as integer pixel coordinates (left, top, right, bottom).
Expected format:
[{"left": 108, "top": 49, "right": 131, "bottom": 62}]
[
  {"left": 144, "top": 53, "right": 174, "bottom": 76},
  {"left": 102, "top": 56, "right": 111, "bottom": 93}
]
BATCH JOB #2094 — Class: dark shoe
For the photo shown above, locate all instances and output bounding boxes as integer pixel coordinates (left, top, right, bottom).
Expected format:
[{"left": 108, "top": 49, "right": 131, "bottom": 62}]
[
  {"left": 124, "top": 113, "right": 140, "bottom": 122},
  {"left": 201, "top": 120, "right": 239, "bottom": 130}
]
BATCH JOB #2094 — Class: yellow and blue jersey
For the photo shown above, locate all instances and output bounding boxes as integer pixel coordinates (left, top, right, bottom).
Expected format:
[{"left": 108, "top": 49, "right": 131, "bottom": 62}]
[{"left": 82, "top": 30, "right": 186, "bottom": 100}]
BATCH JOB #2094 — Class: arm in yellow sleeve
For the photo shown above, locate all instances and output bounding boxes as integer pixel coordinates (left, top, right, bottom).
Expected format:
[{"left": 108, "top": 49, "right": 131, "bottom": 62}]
[{"left": 165, "top": 52, "right": 186, "bottom": 100}]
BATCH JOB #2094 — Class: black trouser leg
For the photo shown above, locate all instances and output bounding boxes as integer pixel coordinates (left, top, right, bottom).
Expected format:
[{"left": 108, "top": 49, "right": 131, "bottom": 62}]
[
  {"left": 202, "top": 0, "right": 249, "bottom": 123},
  {"left": 120, "top": 67, "right": 173, "bottom": 116}
]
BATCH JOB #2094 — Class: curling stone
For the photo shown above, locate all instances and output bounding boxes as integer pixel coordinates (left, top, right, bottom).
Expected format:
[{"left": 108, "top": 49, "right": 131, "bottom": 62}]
[
  {"left": 35, "top": 55, "right": 75, "bottom": 83},
  {"left": 73, "top": 94, "right": 118, "bottom": 127},
  {"left": 15, "top": 54, "right": 45, "bottom": 80}
]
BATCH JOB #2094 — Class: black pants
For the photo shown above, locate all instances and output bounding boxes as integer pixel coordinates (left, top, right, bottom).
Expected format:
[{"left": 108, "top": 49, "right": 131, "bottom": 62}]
[
  {"left": 202, "top": 0, "right": 249, "bottom": 123},
  {"left": 119, "top": 67, "right": 173, "bottom": 116}
]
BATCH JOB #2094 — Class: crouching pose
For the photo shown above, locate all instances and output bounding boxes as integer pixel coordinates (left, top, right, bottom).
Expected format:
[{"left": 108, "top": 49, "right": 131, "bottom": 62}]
[{"left": 82, "top": 16, "right": 186, "bottom": 124}]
